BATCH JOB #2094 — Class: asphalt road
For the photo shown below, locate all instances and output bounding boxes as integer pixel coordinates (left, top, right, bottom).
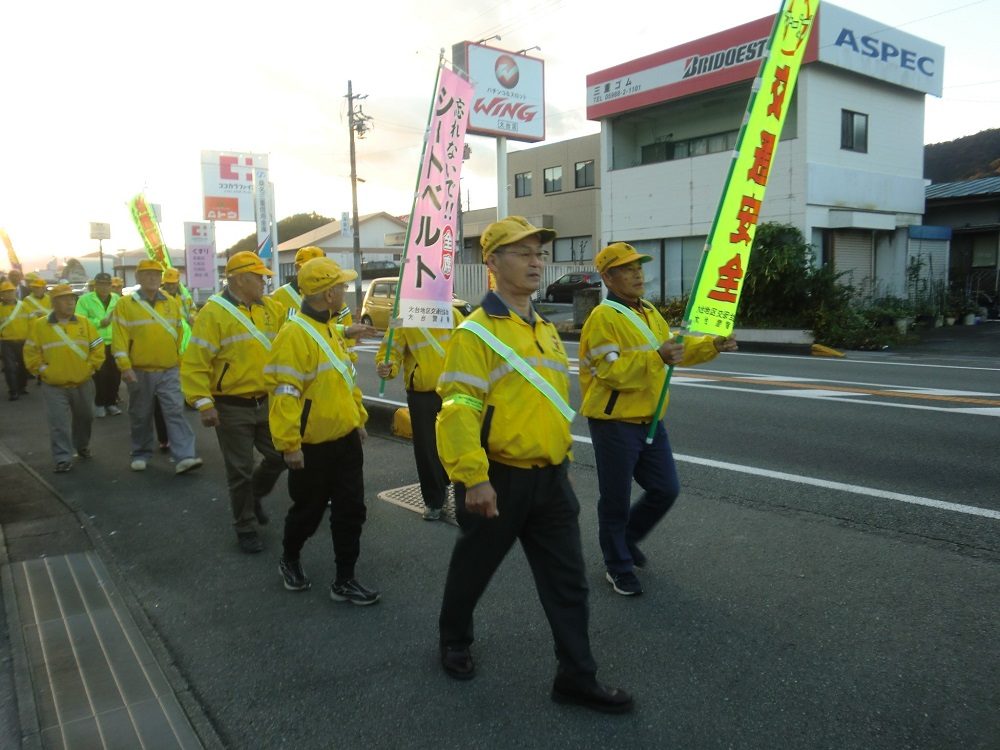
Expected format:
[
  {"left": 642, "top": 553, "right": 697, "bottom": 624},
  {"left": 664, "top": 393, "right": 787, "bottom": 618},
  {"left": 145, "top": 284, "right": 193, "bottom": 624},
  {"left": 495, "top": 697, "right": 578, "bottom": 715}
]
[{"left": 2, "top": 333, "right": 999, "bottom": 749}]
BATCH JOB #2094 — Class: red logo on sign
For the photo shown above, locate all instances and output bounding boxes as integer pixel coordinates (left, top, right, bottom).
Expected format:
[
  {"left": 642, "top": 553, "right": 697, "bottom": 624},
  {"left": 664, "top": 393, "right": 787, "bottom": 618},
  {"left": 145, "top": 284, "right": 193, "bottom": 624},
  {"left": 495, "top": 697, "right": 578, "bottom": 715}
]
[
  {"left": 495, "top": 55, "right": 519, "bottom": 88},
  {"left": 441, "top": 227, "right": 454, "bottom": 280}
]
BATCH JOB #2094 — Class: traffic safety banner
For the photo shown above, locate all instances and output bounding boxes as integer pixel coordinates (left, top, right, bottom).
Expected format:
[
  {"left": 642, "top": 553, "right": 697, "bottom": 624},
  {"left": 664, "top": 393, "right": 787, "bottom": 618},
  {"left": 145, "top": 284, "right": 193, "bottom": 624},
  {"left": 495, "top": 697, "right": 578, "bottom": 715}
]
[
  {"left": 130, "top": 194, "right": 173, "bottom": 268},
  {"left": 687, "top": 0, "right": 819, "bottom": 336}
]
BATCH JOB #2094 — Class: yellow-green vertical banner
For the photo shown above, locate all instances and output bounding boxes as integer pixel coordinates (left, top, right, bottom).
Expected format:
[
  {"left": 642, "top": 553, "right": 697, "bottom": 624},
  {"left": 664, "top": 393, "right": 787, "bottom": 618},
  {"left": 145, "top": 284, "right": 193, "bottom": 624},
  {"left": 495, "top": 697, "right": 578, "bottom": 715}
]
[{"left": 687, "top": 0, "right": 819, "bottom": 336}]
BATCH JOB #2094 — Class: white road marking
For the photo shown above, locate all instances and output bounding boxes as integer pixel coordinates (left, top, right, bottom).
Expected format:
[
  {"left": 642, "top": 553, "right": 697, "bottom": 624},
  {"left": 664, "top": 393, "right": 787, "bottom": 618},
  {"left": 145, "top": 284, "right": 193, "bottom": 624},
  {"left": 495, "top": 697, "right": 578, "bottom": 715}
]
[
  {"left": 765, "top": 389, "right": 869, "bottom": 399},
  {"left": 725, "top": 351, "right": 1000, "bottom": 372},
  {"left": 361, "top": 394, "right": 1000, "bottom": 520}
]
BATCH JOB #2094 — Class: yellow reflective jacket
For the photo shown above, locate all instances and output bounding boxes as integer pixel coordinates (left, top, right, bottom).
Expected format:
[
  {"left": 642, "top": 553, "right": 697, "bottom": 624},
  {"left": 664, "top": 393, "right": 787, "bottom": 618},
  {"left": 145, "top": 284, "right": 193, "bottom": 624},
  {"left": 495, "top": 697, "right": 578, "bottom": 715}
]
[
  {"left": 24, "top": 313, "right": 105, "bottom": 387},
  {"left": 265, "top": 305, "right": 367, "bottom": 453},
  {"left": 375, "top": 306, "right": 465, "bottom": 392},
  {"left": 181, "top": 290, "right": 286, "bottom": 410},
  {"left": 336, "top": 304, "right": 357, "bottom": 363},
  {"left": 23, "top": 294, "right": 52, "bottom": 320},
  {"left": 435, "top": 292, "right": 573, "bottom": 487},
  {"left": 269, "top": 281, "right": 302, "bottom": 315},
  {"left": 75, "top": 291, "right": 120, "bottom": 344},
  {"left": 0, "top": 300, "right": 31, "bottom": 341},
  {"left": 111, "top": 290, "right": 184, "bottom": 371},
  {"left": 579, "top": 294, "right": 719, "bottom": 422}
]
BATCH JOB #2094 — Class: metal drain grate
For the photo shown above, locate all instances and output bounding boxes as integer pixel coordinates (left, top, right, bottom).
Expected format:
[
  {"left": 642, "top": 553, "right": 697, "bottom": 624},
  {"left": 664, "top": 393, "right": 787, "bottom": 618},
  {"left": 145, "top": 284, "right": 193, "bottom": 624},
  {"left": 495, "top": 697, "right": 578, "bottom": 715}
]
[{"left": 377, "top": 483, "right": 457, "bottom": 526}]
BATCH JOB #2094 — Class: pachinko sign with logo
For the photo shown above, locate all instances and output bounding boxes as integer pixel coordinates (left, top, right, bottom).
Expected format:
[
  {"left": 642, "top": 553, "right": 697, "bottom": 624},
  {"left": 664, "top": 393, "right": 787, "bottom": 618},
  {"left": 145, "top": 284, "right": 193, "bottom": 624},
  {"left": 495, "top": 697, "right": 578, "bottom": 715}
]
[
  {"left": 453, "top": 42, "right": 544, "bottom": 142},
  {"left": 200, "top": 150, "right": 268, "bottom": 222}
]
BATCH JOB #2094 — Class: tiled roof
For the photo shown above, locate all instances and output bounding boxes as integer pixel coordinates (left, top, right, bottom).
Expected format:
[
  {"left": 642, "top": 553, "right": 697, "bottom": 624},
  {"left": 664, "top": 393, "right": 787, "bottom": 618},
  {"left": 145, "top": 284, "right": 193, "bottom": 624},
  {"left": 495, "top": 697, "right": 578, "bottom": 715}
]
[{"left": 925, "top": 176, "right": 1000, "bottom": 200}]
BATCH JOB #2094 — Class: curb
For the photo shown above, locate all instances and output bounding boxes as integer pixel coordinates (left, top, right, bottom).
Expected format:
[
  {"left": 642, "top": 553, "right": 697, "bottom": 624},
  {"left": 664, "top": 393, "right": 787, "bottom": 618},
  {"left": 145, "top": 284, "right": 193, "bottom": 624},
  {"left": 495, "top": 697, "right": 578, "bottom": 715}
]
[{"left": 0, "top": 444, "right": 226, "bottom": 750}]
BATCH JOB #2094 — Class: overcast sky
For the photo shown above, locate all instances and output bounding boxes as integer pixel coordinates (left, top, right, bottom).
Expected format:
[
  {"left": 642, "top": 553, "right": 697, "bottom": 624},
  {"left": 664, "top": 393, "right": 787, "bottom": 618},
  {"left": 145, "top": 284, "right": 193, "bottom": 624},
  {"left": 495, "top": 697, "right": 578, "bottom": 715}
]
[{"left": 2, "top": 0, "right": 996, "bottom": 269}]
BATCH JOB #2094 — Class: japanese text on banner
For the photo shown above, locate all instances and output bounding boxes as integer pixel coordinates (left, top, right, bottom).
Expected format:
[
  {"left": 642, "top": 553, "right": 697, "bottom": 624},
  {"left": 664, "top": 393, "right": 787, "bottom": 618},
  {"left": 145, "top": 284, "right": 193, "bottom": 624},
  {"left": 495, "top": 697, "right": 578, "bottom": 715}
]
[
  {"left": 687, "top": 0, "right": 818, "bottom": 336},
  {"left": 397, "top": 67, "right": 474, "bottom": 329}
]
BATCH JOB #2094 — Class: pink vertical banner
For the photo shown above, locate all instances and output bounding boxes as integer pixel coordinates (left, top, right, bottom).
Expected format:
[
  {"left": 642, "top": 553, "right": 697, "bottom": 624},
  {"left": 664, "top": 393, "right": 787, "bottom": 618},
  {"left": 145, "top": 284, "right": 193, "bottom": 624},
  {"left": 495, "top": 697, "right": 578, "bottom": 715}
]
[{"left": 397, "top": 67, "right": 474, "bottom": 329}]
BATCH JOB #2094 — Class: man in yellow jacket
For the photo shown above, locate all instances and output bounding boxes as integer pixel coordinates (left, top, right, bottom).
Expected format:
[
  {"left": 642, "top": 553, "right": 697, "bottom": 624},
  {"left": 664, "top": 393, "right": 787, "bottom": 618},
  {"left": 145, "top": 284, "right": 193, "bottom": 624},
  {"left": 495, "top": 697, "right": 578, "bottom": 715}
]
[
  {"left": 269, "top": 245, "right": 325, "bottom": 315},
  {"left": 434, "top": 216, "right": 631, "bottom": 713},
  {"left": 182, "top": 252, "right": 288, "bottom": 554},
  {"left": 112, "top": 259, "right": 202, "bottom": 474},
  {"left": 375, "top": 303, "right": 465, "bottom": 520},
  {"left": 23, "top": 276, "right": 52, "bottom": 320},
  {"left": 23, "top": 284, "right": 105, "bottom": 472},
  {"left": 1, "top": 280, "right": 31, "bottom": 399},
  {"left": 579, "top": 242, "right": 737, "bottom": 596},
  {"left": 265, "top": 256, "right": 379, "bottom": 605}
]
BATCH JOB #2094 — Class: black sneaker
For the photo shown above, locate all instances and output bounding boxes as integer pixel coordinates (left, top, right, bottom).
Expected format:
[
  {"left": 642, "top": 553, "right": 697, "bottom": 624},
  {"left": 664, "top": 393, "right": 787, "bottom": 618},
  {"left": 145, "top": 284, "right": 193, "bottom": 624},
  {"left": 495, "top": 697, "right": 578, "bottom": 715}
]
[
  {"left": 278, "top": 557, "right": 311, "bottom": 591},
  {"left": 330, "top": 578, "right": 380, "bottom": 606},
  {"left": 606, "top": 571, "right": 643, "bottom": 596}
]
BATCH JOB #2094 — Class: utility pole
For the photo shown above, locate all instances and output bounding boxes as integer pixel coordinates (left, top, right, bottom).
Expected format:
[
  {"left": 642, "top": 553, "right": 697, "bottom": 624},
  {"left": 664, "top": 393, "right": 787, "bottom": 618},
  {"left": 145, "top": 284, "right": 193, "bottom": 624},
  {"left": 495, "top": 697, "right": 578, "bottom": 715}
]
[{"left": 346, "top": 80, "right": 372, "bottom": 313}]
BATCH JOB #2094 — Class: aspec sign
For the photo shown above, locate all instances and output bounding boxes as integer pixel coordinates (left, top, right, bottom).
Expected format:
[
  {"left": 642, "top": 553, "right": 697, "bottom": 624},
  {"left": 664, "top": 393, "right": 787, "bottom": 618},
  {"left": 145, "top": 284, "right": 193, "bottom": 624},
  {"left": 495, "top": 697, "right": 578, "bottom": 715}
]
[
  {"left": 818, "top": 4, "right": 943, "bottom": 97},
  {"left": 453, "top": 42, "right": 545, "bottom": 142}
]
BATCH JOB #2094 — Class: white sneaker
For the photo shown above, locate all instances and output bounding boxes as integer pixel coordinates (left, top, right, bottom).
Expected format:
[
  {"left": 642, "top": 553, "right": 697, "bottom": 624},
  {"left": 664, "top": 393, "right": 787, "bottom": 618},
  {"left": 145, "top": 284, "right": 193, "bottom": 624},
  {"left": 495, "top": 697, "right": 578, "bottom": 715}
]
[
  {"left": 175, "top": 457, "right": 203, "bottom": 475},
  {"left": 106, "top": 405, "right": 122, "bottom": 416},
  {"left": 94, "top": 406, "right": 107, "bottom": 418},
  {"left": 130, "top": 459, "right": 147, "bottom": 471}
]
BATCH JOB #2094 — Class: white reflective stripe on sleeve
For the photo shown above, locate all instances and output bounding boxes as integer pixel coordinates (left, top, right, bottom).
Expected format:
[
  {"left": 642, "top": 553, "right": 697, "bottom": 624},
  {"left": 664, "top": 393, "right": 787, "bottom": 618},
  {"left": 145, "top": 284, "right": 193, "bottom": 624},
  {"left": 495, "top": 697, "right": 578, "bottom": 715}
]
[
  {"left": 273, "top": 384, "right": 301, "bottom": 398},
  {"left": 194, "top": 398, "right": 214, "bottom": 409}
]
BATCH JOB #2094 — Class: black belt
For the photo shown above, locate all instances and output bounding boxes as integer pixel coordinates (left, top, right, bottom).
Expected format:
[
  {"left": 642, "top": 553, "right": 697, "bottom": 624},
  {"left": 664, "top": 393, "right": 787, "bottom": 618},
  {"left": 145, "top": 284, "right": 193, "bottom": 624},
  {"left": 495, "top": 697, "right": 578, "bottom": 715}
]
[{"left": 215, "top": 394, "right": 267, "bottom": 407}]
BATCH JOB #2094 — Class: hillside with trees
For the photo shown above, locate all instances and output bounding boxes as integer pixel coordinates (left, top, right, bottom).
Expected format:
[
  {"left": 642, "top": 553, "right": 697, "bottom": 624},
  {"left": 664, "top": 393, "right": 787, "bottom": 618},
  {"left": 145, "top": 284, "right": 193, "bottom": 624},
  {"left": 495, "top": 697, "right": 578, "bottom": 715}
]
[
  {"left": 226, "top": 212, "right": 334, "bottom": 254},
  {"left": 924, "top": 129, "right": 1000, "bottom": 183}
]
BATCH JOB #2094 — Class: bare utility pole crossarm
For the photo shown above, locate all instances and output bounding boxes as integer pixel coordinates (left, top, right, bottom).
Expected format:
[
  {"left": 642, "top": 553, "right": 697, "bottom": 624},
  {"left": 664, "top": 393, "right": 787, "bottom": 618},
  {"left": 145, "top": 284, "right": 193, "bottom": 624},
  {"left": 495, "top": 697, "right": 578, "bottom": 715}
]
[{"left": 346, "top": 80, "right": 373, "bottom": 312}]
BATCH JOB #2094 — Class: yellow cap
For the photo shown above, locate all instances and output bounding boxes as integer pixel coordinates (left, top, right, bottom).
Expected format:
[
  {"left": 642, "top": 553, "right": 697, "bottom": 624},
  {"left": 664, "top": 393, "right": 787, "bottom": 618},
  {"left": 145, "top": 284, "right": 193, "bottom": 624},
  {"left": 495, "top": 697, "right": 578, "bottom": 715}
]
[
  {"left": 297, "top": 257, "right": 357, "bottom": 295},
  {"left": 480, "top": 216, "right": 556, "bottom": 260},
  {"left": 0, "top": 281, "right": 15, "bottom": 292},
  {"left": 111, "top": 277, "right": 124, "bottom": 286},
  {"left": 49, "top": 283, "right": 76, "bottom": 298},
  {"left": 28, "top": 276, "right": 48, "bottom": 288},
  {"left": 136, "top": 259, "right": 164, "bottom": 273},
  {"left": 294, "top": 246, "right": 326, "bottom": 267},
  {"left": 162, "top": 268, "right": 181, "bottom": 283},
  {"left": 225, "top": 251, "right": 273, "bottom": 277},
  {"left": 594, "top": 242, "right": 652, "bottom": 273}
]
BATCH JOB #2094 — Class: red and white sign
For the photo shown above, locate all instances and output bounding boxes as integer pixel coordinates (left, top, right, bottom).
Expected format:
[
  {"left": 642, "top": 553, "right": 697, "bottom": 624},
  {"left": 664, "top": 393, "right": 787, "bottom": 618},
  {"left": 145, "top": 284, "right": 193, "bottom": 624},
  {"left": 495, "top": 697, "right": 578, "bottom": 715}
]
[
  {"left": 586, "top": 14, "right": 818, "bottom": 120},
  {"left": 200, "top": 150, "right": 268, "bottom": 222},
  {"left": 455, "top": 43, "right": 545, "bottom": 142},
  {"left": 184, "top": 221, "right": 216, "bottom": 290}
]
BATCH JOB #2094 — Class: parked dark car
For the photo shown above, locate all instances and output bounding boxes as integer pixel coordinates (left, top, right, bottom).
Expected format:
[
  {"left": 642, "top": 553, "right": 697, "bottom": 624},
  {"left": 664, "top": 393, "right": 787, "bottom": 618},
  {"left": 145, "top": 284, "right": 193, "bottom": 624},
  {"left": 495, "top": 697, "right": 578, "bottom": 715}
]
[
  {"left": 361, "top": 260, "right": 400, "bottom": 280},
  {"left": 543, "top": 271, "right": 601, "bottom": 303}
]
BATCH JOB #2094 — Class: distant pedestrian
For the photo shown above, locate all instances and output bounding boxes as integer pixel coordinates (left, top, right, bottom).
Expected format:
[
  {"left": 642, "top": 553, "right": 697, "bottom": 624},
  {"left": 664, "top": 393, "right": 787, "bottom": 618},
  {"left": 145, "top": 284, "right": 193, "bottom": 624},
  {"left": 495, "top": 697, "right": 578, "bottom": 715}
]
[
  {"left": 265, "top": 257, "right": 379, "bottom": 605},
  {"left": 22, "top": 284, "right": 104, "bottom": 472},
  {"left": 0, "top": 280, "right": 31, "bottom": 400},
  {"left": 579, "top": 242, "right": 737, "bottom": 596},
  {"left": 375, "top": 304, "right": 466, "bottom": 520},
  {"left": 182, "top": 251, "right": 288, "bottom": 554},
  {"left": 434, "top": 216, "right": 632, "bottom": 713},
  {"left": 269, "top": 246, "right": 325, "bottom": 316},
  {"left": 111, "top": 277, "right": 125, "bottom": 296},
  {"left": 23, "top": 276, "right": 51, "bottom": 320},
  {"left": 111, "top": 258, "right": 202, "bottom": 474},
  {"left": 75, "top": 272, "right": 123, "bottom": 417}
]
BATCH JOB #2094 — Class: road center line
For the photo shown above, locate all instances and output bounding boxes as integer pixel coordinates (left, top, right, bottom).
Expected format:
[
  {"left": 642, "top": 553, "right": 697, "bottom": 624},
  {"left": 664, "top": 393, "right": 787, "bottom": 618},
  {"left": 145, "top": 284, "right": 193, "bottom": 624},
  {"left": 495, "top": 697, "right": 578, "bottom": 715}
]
[{"left": 364, "top": 396, "right": 998, "bottom": 522}]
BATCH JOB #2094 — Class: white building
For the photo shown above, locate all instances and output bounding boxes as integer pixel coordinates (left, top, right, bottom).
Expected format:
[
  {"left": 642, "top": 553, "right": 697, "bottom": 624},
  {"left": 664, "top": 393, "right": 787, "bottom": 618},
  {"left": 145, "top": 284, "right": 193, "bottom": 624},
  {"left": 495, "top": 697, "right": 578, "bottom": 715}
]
[{"left": 586, "top": 4, "right": 945, "bottom": 302}]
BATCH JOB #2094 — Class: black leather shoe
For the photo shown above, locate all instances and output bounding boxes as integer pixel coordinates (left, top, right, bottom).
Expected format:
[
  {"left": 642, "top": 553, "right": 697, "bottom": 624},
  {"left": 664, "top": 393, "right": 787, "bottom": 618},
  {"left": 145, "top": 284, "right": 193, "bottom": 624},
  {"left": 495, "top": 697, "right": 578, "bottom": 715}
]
[
  {"left": 440, "top": 645, "right": 475, "bottom": 680},
  {"left": 237, "top": 531, "right": 264, "bottom": 554},
  {"left": 551, "top": 679, "right": 634, "bottom": 714}
]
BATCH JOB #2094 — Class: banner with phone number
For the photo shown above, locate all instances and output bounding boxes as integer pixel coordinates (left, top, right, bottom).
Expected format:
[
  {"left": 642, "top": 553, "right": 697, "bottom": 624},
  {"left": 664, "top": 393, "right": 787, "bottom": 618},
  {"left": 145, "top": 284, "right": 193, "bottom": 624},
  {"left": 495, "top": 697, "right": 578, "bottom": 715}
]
[{"left": 686, "top": 0, "right": 818, "bottom": 336}]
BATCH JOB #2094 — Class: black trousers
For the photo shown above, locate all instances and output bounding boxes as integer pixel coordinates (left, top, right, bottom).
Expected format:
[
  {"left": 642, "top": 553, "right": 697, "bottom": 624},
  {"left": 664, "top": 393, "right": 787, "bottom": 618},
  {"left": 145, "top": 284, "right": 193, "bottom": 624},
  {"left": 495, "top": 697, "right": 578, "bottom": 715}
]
[
  {"left": 93, "top": 344, "right": 121, "bottom": 407},
  {"left": 439, "top": 461, "right": 598, "bottom": 680},
  {"left": 406, "top": 389, "right": 448, "bottom": 509},
  {"left": 1, "top": 340, "right": 28, "bottom": 396},
  {"left": 283, "top": 430, "right": 366, "bottom": 581}
]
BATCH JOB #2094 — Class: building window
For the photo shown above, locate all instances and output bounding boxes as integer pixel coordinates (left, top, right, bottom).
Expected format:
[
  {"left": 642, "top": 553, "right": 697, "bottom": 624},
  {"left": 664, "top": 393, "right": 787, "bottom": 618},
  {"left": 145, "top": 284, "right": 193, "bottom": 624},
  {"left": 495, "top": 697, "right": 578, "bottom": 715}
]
[
  {"left": 544, "top": 166, "right": 563, "bottom": 193},
  {"left": 841, "top": 110, "right": 868, "bottom": 153},
  {"left": 574, "top": 160, "right": 595, "bottom": 189},
  {"left": 514, "top": 171, "right": 532, "bottom": 198}
]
